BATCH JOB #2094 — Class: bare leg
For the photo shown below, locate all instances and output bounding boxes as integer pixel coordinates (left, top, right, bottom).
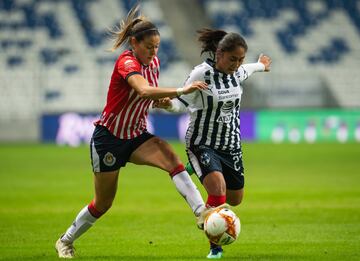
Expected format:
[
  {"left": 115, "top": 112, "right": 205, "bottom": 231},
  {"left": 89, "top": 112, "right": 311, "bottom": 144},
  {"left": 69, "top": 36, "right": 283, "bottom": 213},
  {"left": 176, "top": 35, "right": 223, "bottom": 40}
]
[
  {"left": 93, "top": 170, "right": 119, "bottom": 213},
  {"left": 60, "top": 170, "right": 119, "bottom": 244},
  {"left": 226, "top": 188, "right": 244, "bottom": 206},
  {"left": 130, "top": 137, "right": 205, "bottom": 216}
]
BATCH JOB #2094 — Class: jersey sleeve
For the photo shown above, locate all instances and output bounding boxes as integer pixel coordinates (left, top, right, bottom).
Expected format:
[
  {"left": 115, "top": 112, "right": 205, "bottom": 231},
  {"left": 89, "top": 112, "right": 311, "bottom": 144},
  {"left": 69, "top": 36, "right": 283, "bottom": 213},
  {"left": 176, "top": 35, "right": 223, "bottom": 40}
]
[
  {"left": 117, "top": 56, "right": 142, "bottom": 80},
  {"left": 236, "top": 62, "right": 265, "bottom": 82},
  {"left": 166, "top": 98, "right": 187, "bottom": 113},
  {"left": 175, "top": 66, "right": 205, "bottom": 109}
]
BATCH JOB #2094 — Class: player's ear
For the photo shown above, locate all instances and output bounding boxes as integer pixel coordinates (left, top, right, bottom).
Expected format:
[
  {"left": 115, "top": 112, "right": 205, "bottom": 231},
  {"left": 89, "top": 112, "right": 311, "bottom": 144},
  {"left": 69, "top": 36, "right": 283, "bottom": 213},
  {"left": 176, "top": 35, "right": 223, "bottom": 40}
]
[{"left": 129, "top": 36, "right": 137, "bottom": 48}]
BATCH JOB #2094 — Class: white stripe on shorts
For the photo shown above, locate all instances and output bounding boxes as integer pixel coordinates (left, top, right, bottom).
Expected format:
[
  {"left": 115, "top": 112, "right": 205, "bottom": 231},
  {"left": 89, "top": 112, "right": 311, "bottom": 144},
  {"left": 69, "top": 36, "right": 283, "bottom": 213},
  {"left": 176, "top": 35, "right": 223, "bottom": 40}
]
[
  {"left": 187, "top": 149, "right": 203, "bottom": 180},
  {"left": 91, "top": 140, "right": 100, "bottom": 173}
]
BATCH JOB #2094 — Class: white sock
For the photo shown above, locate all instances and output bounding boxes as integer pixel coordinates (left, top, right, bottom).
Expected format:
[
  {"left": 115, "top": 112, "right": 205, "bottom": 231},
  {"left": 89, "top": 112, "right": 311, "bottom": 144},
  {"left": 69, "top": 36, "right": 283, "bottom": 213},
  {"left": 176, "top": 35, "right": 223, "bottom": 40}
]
[
  {"left": 61, "top": 205, "right": 98, "bottom": 243},
  {"left": 172, "top": 170, "right": 205, "bottom": 216}
]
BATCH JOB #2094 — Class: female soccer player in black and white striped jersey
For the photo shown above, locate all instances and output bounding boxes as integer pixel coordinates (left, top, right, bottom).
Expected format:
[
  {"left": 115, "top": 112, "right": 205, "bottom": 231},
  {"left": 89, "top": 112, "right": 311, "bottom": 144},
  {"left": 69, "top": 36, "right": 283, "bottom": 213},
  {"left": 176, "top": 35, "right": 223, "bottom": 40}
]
[{"left": 155, "top": 28, "right": 271, "bottom": 259}]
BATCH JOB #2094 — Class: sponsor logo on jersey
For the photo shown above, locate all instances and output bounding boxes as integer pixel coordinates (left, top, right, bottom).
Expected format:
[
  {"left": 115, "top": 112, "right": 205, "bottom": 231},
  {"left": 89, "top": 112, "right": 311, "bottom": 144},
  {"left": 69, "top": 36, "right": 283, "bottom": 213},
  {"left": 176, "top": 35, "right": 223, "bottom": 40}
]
[
  {"left": 217, "top": 114, "right": 232, "bottom": 123},
  {"left": 216, "top": 101, "right": 234, "bottom": 123},
  {"left": 222, "top": 101, "right": 234, "bottom": 113},
  {"left": 103, "top": 152, "right": 116, "bottom": 166},
  {"left": 218, "top": 90, "right": 230, "bottom": 94}
]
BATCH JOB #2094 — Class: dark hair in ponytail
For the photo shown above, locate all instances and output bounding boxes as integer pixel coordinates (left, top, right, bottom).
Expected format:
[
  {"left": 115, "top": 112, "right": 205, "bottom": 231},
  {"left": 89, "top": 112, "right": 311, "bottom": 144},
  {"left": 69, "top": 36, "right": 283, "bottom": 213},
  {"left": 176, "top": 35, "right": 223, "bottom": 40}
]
[
  {"left": 109, "top": 4, "right": 160, "bottom": 51},
  {"left": 197, "top": 28, "right": 248, "bottom": 59}
]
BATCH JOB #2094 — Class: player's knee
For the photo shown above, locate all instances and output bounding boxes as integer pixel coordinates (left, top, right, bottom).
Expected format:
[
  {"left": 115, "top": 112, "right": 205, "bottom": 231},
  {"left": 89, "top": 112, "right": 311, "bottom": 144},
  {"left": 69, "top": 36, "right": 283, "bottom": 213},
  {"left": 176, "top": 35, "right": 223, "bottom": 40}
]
[
  {"left": 154, "top": 138, "right": 181, "bottom": 167},
  {"left": 162, "top": 148, "right": 182, "bottom": 169},
  {"left": 168, "top": 153, "right": 181, "bottom": 166}
]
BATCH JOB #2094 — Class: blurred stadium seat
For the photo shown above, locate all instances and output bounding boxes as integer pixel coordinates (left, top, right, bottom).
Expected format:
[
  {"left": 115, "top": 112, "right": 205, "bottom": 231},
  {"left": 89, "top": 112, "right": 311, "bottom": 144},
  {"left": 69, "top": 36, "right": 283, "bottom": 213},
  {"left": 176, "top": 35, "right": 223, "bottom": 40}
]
[
  {"left": 0, "top": 0, "right": 190, "bottom": 118},
  {"left": 0, "top": 0, "right": 360, "bottom": 141},
  {"left": 201, "top": 0, "right": 360, "bottom": 108}
]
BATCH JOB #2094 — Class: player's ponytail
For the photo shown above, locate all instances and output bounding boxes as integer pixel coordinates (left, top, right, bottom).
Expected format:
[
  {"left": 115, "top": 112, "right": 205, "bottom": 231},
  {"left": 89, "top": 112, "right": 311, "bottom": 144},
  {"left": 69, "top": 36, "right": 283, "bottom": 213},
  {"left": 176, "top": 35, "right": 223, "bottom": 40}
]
[
  {"left": 109, "top": 4, "right": 159, "bottom": 51},
  {"left": 197, "top": 28, "right": 248, "bottom": 59},
  {"left": 197, "top": 28, "right": 227, "bottom": 59}
]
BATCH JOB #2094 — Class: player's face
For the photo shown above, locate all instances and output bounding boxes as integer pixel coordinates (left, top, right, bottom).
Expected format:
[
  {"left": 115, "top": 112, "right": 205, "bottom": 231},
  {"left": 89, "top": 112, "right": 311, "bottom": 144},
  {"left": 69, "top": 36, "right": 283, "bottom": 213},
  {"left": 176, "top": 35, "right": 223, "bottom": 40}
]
[
  {"left": 216, "top": 46, "right": 246, "bottom": 74},
  {"left": 132, "top": 34, "right": 160, "bottom": 65}
]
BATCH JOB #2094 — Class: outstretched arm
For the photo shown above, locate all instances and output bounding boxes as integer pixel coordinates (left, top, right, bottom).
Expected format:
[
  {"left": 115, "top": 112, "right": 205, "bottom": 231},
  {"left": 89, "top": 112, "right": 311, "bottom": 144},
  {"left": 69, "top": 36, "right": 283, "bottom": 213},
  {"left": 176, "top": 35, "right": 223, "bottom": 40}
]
[
  {"left": 239, "top": 54, "right": 272, "bottom": 81},
  {"left": 127, "top": 74, "right": 207, "bottom": 100}
]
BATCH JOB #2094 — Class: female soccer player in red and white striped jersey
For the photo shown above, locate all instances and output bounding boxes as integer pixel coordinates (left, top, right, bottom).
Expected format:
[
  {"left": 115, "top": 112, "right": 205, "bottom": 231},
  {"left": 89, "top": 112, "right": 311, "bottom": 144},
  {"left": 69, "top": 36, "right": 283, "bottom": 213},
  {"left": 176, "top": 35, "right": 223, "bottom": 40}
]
[{"left": 55, "top": 5, "right": 207, "bottom": 258}]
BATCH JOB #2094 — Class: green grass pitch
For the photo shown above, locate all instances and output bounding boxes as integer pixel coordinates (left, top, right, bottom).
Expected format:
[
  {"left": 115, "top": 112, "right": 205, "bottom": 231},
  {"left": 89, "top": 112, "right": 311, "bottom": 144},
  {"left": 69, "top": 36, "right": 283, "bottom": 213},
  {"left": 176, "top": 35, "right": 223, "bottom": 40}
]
[{"left": 0, "top": 143, "right": 359, "bottom": 260}]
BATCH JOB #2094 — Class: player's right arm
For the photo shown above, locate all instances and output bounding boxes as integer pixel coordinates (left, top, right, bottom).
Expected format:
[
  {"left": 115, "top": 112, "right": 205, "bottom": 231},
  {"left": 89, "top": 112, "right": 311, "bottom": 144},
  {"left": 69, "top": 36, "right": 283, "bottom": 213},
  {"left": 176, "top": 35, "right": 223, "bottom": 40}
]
[
  {"left": 156, "top": 65, "right": 206, "bottom": 112},
  {"left": 118, "top": 56, "right": 207, "bottom": 100},
  {"left": 127, "top": 74, "right": 207, "bottom": 100}
]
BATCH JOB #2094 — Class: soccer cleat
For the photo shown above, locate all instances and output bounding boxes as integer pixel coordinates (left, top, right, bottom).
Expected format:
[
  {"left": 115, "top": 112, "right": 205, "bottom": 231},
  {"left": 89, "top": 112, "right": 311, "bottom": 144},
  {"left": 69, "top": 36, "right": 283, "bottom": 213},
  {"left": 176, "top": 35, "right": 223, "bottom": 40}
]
[
  {"left": 185, "top": 162, "right": 195, "bottom": 175},
  {"left": 207, "top": 246, "right": 223, "bottom": 259},
  {"left": 55, "top": 237, "right": 75, "bottom": 258},
  {"left": 197, "top": 203, "right": 230, "bottom": 230}
]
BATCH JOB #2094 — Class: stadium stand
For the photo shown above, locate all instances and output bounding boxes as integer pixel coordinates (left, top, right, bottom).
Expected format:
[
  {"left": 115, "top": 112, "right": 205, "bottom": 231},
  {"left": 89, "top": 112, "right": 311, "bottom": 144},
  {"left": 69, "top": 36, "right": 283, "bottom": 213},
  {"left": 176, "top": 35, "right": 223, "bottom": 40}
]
[
  {"left": 200, "top": 0, "right": 360, "bottom": 108},
  {"left": 0, "top": 0, "right": 360, "bottom": 141},
  {"left": 0, "top": 0, "right": 190, "bottom": 118}
]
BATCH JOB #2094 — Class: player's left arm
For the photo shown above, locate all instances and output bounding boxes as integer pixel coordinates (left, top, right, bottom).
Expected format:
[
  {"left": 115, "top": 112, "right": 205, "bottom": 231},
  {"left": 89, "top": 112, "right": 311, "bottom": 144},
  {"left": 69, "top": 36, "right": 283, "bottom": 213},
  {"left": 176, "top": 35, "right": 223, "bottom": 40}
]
[{"left": 239, "top": 54, "right": 271, "bottom": 81}]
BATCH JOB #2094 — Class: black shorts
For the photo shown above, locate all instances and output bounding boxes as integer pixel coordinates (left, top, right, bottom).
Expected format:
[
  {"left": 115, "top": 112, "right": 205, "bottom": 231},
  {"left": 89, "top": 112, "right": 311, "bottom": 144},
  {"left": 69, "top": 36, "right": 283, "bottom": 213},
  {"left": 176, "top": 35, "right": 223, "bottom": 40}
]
[
  {"left": 90, "top": 125, "right": 154, "bottom": 172},
  {"left": 186, "top": 145, "right": 245, "bottom": 190}
]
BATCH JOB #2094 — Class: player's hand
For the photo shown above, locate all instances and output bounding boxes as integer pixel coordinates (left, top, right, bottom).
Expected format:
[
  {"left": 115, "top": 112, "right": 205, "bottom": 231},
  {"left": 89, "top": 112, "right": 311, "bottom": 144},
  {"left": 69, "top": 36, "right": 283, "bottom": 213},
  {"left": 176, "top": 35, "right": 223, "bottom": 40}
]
[
  {"left": 153, "top": 98, "right": 172, "bottom": 109},
  {"left": 258, "top": 54, "right": 271, "bottom": 72},
  {"left": 183, "top": 81, "right": 208, "bottom": 94}
]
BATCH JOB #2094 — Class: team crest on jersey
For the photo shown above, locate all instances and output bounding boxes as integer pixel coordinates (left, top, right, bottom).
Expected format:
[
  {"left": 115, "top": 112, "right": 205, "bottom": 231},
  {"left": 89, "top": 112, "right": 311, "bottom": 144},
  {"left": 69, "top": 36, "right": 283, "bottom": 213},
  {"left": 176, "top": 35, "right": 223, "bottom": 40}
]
[
  {"left": 103, "top": 152, "right": 116, "bottom": 167},
  {"left": 217, "top": 101, "right": 234, "bottom": 123},
  {"left": 152, "top": 67, "right": 158, "bottom": 74},
  {"left": 200, "top": 152, "right": 211, "bottom": 166}
]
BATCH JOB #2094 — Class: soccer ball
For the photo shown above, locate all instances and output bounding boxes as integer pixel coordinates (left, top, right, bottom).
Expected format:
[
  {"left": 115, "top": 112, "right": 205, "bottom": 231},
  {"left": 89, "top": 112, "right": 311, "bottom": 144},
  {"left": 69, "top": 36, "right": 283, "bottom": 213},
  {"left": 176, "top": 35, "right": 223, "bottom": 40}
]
[{"left": 204, "top": 208, "right": 241, "bottom": 245}]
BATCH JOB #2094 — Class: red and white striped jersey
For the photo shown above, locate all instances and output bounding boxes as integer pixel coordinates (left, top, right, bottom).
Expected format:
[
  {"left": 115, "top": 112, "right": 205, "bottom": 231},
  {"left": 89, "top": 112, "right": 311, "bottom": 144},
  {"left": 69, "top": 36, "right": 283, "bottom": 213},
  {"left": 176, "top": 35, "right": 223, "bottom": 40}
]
[{"left": 95, "top": 50, "right": 160, "bottom": 139}]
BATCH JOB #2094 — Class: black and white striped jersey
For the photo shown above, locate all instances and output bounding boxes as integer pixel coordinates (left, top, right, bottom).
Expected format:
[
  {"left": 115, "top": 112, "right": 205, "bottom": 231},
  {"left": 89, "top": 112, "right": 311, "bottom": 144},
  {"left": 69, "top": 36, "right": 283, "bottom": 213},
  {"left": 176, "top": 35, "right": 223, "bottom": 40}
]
[{"left": 170, "top": 59, "right": 264, "bottom": 150}]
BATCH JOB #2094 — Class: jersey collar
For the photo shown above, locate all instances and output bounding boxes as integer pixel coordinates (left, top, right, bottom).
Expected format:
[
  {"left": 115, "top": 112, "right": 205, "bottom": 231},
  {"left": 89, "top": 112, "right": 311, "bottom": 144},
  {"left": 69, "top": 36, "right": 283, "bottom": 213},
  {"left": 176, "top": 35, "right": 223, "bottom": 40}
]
[{"left": 205, "top": 58, "right": 228, "bottom": 76}]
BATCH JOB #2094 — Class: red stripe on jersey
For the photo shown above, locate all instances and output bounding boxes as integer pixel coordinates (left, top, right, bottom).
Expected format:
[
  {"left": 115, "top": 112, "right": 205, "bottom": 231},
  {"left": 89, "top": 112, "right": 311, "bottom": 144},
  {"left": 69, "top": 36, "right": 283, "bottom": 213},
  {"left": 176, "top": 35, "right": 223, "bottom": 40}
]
[
  {"left": 146, "top": 69, "right": 152, "bottom": 86},
  {"left": 126, "top": 98, "right": 147, "bottom": 138},
  {"left": 115, "top": 89, "right": 139, "bottom": 137},
  {"left": 121, "top": 94, "right": 143, "bottom": 138},
  {"left": 96, "top": 50, "right": 159, "bottom": 139},
  {"left": 135, "top": 100, "right": 152, "bottom": 135}
]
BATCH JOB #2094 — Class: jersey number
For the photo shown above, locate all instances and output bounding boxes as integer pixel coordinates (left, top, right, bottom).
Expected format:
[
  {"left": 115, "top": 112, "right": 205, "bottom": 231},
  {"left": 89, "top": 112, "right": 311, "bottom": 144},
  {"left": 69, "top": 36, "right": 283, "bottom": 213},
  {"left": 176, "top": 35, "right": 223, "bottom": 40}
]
[{"left": 233, "top": 155, "right": 241, "bottom": 171}]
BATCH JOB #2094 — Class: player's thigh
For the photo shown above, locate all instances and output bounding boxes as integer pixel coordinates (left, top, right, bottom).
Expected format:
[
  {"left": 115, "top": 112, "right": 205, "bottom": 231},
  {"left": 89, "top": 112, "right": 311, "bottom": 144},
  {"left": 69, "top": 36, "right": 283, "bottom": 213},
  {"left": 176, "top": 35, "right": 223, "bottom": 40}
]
[
  {"left": 226, "top": 188, "right": 244, "bottom": 206},
  {"left": 93, "top": 170, "right": 119, "bottom": 211},
  {"left": 202, "top": 171, "right": 227, "bottom": 196},
  {"left": 129, "top": 136, "right": 181, "bottom": 172}
]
